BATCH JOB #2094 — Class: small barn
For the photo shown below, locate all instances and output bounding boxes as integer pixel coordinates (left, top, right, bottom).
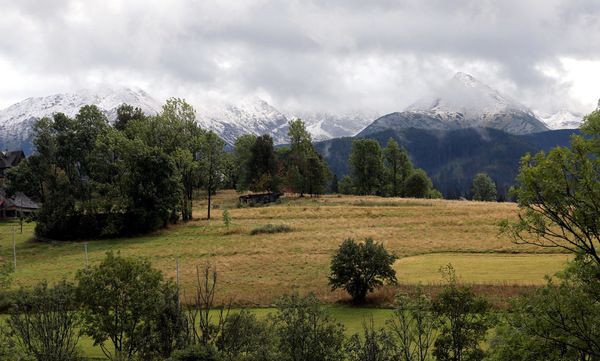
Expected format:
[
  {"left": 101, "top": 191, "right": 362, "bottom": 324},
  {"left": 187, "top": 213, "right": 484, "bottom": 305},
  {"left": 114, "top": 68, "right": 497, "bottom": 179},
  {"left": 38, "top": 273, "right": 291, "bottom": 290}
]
[{"left": 0, "top": 189, "right": 40, "bottom": 219}]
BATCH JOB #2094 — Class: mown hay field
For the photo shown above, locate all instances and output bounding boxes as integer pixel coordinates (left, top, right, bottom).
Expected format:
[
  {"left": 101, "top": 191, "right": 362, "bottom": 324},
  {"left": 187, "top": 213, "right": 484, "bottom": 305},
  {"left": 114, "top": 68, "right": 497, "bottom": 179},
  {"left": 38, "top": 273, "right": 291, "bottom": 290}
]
[{"left": 0, "top": 191, "right": 570, "bottom": 306}]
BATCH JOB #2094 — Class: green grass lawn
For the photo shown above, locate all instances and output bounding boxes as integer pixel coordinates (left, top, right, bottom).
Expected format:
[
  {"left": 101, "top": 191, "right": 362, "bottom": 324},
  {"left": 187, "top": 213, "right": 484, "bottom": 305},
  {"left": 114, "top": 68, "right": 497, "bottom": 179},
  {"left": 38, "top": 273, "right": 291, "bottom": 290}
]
[{"left": 395, "top": 253, "right": 571, "bottom": 285}]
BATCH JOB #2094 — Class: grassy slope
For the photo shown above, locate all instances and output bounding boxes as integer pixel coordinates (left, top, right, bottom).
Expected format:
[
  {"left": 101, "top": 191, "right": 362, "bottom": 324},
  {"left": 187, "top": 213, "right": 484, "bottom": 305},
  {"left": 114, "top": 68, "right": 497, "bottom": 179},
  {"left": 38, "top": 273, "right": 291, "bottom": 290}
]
[{"left": 0, "top": 191, "right": 568, "bottom": 306}]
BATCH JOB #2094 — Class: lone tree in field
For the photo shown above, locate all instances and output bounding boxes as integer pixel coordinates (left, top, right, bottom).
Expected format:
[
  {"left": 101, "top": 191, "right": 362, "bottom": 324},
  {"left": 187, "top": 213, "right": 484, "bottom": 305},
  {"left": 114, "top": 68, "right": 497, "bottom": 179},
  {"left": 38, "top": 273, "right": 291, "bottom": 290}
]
[
  {"left": 471, "top": 172, "right": 497, "bottom": 201},
  {"left": 329, "top": 238, "right": 397, "bottom": 303}
]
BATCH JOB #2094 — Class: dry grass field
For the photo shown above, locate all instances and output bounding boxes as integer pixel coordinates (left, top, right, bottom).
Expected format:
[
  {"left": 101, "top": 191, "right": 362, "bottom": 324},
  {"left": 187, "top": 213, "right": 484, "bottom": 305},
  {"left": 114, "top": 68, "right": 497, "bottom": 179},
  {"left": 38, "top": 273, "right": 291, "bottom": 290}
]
[{"left": 0, "top": 191, "right": 570, "bottom": 307}]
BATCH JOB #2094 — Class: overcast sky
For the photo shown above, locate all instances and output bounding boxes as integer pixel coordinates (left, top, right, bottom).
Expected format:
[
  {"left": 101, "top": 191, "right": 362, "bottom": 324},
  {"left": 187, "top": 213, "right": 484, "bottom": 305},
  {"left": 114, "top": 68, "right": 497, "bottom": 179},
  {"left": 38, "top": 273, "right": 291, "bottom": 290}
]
[{"left": 1, "top": 0, "right": 599, "bottom": 115}]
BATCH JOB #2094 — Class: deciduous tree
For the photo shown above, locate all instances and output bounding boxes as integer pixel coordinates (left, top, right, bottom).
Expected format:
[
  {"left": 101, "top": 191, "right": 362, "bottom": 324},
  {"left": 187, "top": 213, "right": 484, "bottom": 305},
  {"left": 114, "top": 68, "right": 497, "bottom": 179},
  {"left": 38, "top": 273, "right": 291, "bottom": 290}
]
[
  {"left": 471, "top": 172, "right": 497, "bottom": 201},
  {"left": 76, "top": 252, "right": 181, "bottom": 360},
  {"left": 383, "top": 138, "right": 413, "bottom": 197},
  {"left": 329, "top": 238, "right": 397, "bottom": 303},
  {"left": 349, "top": 139, "right": 384, "bottom": 195}
]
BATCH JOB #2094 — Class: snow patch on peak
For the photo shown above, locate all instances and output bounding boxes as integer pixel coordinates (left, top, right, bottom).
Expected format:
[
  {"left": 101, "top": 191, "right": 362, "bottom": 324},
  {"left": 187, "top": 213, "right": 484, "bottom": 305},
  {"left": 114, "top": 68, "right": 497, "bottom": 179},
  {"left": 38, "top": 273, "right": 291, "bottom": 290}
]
[
  {"left": 451, "top": 72, "right": 481, "bottom": 88},
  {"left": 536, "top": 109, "right": 583, "bottom": 130},
  {"left": 408, "top": 72, "right": 530, "bottom": 117}
]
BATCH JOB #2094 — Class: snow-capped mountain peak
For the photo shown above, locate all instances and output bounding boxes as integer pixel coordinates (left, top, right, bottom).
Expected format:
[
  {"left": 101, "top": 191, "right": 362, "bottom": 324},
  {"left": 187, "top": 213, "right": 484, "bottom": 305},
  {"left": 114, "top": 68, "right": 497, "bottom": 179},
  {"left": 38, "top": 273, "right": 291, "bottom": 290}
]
[
  {"left": 407, "top": 72, "right": 531, "bottom": 119},
  {"left": 0, "top": 86, "right": 161, "bottom": 126},
  {"left": 359, "top": 72, "right": 549, "bottom": 137},
  {"left": 0, "top": 87, "right": 163, "bottom": 152}
]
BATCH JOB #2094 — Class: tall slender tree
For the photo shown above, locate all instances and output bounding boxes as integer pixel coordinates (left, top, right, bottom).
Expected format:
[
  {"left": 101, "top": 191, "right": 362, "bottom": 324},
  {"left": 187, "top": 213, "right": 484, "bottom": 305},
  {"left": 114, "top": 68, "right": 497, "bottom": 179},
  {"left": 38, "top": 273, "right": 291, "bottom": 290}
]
[
  {"left": 383, "top": 138, "right": 413, "bottom": 197},
  {"left": 198, "top": 131, "right": 225, "bottom": 220},
  {"left": 247, "top": 135, "right": 279, "bottom": 193},
  {"left": 233, "top": 134, "right": 258, "bottom": 192},
  {"left": 349, "top": 139, "right": 384, "bottom": 195},
  {"left": 286, "top": 119, "right": 331, "bottom": 196}
]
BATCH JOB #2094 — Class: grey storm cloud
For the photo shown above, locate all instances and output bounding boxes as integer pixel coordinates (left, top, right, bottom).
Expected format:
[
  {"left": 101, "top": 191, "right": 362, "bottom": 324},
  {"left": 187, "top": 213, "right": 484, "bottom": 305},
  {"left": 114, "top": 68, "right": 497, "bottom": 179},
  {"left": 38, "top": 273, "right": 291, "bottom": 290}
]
[{"left": 0, "top": 0, "right": 599, "bottom": 113}]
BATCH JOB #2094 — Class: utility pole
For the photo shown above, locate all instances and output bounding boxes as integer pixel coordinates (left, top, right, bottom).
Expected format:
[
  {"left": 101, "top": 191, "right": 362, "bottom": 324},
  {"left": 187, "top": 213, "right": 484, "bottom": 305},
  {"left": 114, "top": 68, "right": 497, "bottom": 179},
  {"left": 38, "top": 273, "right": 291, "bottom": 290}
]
[
  {"left": 176, "top": 256, "right": 181, "bottom": 310},
  {"left": 12, "top": 226, "right": 17, "bottom": 271}
]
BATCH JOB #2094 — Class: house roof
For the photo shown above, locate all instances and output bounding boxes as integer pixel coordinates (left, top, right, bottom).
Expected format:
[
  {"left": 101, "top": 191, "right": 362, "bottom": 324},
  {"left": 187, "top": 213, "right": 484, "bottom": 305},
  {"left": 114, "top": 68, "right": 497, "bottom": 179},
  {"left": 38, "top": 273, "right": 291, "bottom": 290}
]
[
  {"left": 0, "top": 150, "right": 25, "bottom": 170},
  {"left": 0, "top": 189, "right": 40, "bottom": 210}
]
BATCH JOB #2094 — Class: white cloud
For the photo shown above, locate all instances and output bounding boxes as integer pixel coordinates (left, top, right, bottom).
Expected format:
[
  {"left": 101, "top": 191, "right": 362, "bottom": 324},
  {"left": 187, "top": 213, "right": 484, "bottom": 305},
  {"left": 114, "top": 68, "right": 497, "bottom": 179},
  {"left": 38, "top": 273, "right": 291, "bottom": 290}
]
[{"left": 0, "top": 0, "right": 599, "bottom": 114}]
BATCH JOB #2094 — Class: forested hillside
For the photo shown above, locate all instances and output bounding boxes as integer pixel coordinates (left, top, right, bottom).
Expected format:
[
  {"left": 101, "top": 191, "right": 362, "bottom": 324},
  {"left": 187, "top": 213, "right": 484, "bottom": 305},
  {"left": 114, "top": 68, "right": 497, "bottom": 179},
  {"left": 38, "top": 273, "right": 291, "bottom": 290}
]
[{"left": 315, "top": 127, "right": 578, "bottom": 198}]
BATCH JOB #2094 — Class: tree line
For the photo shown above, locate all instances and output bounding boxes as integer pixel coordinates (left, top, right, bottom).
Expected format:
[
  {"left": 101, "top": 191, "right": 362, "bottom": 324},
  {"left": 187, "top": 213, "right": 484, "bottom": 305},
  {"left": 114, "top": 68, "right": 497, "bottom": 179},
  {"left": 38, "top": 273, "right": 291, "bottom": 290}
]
[
  {"left": 6, "top": 99, "right": 449, "bottom": 241},
  {"left": 5, "top": 101, "right": 332, "bottom": 240},
  {"left": 337, "top": 138, "right": 442, "bottom": 199}
]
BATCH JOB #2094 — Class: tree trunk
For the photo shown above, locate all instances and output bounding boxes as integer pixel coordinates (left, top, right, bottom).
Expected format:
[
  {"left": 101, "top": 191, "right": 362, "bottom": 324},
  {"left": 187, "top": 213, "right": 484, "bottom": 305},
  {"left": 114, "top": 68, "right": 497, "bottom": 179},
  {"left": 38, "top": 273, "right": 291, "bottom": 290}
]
[{"left": 207, "top": 186, "right": 211, "bottom": 220}]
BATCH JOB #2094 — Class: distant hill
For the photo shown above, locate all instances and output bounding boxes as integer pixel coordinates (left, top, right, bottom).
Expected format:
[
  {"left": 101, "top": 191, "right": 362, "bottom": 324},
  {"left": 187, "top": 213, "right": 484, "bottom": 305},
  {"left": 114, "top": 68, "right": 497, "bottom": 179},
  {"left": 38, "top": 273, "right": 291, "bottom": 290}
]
[{"left": 315, "top": 127, "right": 578, "bottom": 199}]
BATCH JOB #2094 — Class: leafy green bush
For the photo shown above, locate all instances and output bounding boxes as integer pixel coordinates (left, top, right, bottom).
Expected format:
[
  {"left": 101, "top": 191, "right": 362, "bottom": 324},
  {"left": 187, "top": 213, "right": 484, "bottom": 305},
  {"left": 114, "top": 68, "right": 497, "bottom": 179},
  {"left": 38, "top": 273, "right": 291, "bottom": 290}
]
[
  {"left": 271, "top": 293, "right": 345, "bottom": 361},
  {"left": 222, "top": 209, "right": 231, "bottom": 228},
  {"left": 7, "top": 280, "right": 80, "bottom": 361},
  {"left": 250, "top": 224, "right": 292, "bottom": 235}
]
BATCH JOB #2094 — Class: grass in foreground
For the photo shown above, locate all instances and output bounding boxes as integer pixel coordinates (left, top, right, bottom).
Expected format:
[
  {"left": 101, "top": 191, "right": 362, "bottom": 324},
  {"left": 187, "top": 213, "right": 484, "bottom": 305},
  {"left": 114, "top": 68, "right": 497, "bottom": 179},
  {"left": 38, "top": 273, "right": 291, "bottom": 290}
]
[{"left": 0, "top": 191, "right": 568, "bottom": 305}]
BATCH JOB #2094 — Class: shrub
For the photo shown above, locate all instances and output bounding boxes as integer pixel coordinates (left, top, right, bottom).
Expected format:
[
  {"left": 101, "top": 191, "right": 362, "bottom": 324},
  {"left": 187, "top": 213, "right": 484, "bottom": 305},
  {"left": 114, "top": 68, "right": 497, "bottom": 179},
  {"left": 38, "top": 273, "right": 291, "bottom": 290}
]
[
  {"left": 7, "top": 280, "right": 80, "bottom": 361},
  {"left": 217, "top": 309, "right": 276, "bottom": 359},
  {"left": 167, "top": 344, "right": 223, "bottom": 361},
  {"left": 76, "top": 252, "right": 184, "bottom": 360},
  {"left": 432, "top": 265, "right": 493, "bottom": 361},
  {"left": 387, "top": 287, "right": 437, "bottom": 361},
  {"left": 329, "top": 238, "right": 398, "bottom": 303},
  {"left": 222, "top": 209, "right": 231, "bottom": 228},
  {"left": 346, "top": 320, "right": 396, "bottom": 361},
  {"left": 271, "top": 293, "right": 346, "bottom": 361},
  {"left": 250, "top": 224, "right": 292, "bottom": 235}
]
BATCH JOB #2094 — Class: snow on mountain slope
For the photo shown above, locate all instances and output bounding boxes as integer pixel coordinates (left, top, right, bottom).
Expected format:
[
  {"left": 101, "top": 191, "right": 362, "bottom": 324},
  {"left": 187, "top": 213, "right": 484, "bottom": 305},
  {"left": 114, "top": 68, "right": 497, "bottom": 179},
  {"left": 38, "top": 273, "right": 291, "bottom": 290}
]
[
  {"left": 360, "top": 72, "right": 548, "bottom": 137},
  {"left": 287, "top": 112, "right": 378, "bottom": 141},
  {"left": 0, "top": 87, "right": 373, "bottom": 152},
  {"left": 0, "top": 87, "right": 162, "bottom": 152},
  {"left": 196, "top": 97, "right": 290, "bottom": 145},
  {"left": 197, "top": 101, "right": 378, "bottom": 145},
  {"left": 536, "top": 109, "right": 583, "bottom": 130}
]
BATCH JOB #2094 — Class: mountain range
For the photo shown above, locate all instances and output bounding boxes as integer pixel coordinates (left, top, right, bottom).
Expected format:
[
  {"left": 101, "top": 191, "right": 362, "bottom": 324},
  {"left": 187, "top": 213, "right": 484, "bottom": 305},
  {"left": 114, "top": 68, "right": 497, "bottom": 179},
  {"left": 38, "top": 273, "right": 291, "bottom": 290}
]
[
  {"left": 0, "top": 72, "right": 596, "bottom": 197},
  {"left": 0, "top": 89, "right": 374, "bottom": 152},
  {"left": 0, "top": 72, "right": 590, "bottom": 154}
]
